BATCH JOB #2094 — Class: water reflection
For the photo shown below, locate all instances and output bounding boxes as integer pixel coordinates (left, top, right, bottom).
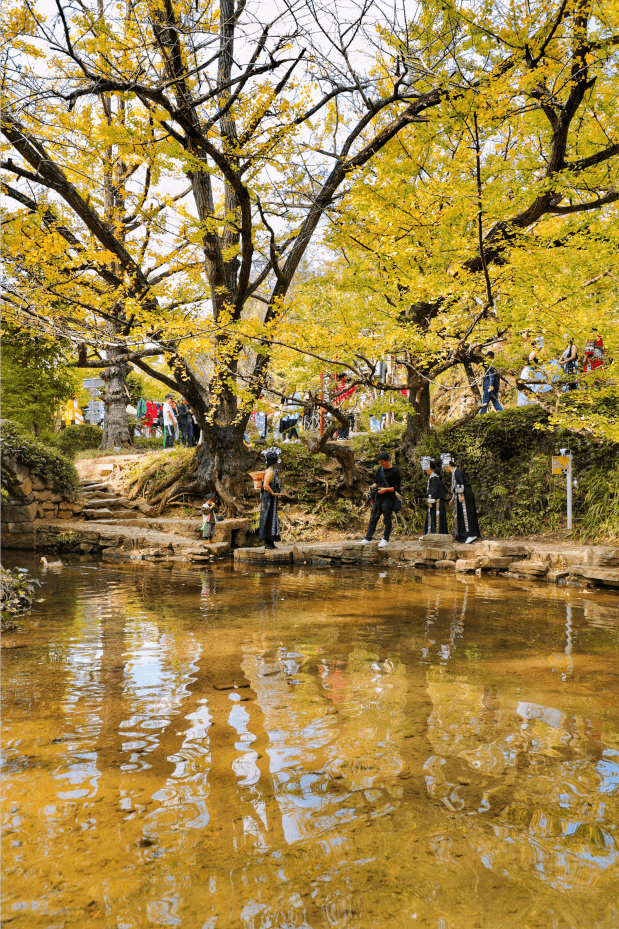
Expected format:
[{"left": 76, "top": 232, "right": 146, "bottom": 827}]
[{"left": 1, "top": 557, "right": 618, "bottom": 928}]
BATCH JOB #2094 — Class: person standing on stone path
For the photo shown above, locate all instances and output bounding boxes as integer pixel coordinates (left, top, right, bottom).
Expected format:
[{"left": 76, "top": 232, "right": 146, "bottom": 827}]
[
  {"left": 421, "top": 457, "right": 448, "bottom": 536},
  {"left": 441, "top": 453, "right": 480, "bottom": 544},
  {"left": 259, "top": 447, "right": 282, "bottom": 550},
  {"left": 201, "top": 494, "right": 217, "bottom": 541},
  {"left": 360, "top": 450, "right": 401, "bottom": 549}
]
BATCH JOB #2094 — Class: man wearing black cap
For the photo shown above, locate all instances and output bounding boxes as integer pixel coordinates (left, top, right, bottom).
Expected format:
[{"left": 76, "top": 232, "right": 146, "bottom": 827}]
[{"left": 360, "top": 450, "right": 401, "bottom": 549}]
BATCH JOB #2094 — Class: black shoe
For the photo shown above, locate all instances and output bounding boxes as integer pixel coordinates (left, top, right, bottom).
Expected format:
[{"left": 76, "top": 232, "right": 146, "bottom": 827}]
[{"left": 264, "top": 541, "right": 276, "bottom": 550}]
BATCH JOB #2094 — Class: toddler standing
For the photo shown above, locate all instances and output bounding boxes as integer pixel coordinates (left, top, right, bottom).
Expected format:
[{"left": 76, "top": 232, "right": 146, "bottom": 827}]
[{"left": 202, "top": 494, "right": 216, "bottom": 540}]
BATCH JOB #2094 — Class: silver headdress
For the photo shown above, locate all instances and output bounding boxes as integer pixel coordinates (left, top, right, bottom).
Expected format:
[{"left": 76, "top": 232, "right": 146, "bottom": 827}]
[
  {"left": 261, "top": 446, "right": 282, "bottom": 463},
  {"left": 420, "top": 456, "right": 432, "bottom": 471},
  {"left": 440, "top": 453, "right": 454, "bottom": 468}
]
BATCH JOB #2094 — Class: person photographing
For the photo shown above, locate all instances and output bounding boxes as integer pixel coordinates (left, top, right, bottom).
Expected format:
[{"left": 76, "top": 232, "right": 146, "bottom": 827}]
[{"left": 360, "top": 450, "right": 402, "bottom": 549}]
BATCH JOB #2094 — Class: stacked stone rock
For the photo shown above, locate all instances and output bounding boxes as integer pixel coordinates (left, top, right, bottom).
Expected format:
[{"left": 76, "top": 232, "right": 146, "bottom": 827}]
[{"left": 1, "top": 454, "right": 84, "bottom": 550}]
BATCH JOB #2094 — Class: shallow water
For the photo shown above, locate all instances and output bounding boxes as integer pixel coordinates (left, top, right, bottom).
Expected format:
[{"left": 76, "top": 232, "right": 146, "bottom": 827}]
[{"left": 1, "top": 555, "right": 618, "bottom": 929}]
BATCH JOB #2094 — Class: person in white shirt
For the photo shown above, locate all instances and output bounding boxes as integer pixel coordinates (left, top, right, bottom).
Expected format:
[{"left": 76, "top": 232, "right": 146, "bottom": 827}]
[{"left": 162, "top": 394, "right": 177, "bottom": 448}]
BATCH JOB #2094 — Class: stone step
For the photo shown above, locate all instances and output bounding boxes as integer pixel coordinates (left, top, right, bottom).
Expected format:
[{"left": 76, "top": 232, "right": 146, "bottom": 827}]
[
  {"left": 80, "top": 482, "right": 111, "bottom": 492},
  {"left": 83, "top": 497, "right": 123, "bottom": 508},
  {"left": 95, "top": 510, "right": 142, "bottom": 521},
  {"left": 84, "top": 508, "right": 114, "bottom": 519}
]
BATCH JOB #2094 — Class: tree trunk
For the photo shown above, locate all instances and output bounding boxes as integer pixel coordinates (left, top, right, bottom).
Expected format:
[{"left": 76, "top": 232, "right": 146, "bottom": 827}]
[
  {"left": 192, "top": 422, "right": 256, "bottom": 514},
  {"left": 405, "top": 374, "right": 431, "bottom": 451},
  {"left": 463, "top": 360, "right": 482, "bottom": 402},
  {"left": 100, "top": 346, "right": 132, "bottom": 449}
]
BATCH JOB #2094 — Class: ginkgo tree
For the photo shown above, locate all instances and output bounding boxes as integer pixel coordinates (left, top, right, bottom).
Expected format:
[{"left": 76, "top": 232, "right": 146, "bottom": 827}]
[
  {"left": 268, "top": 0, "right": 619, "bottom": 445},
  {"left": 3, "top": 0, "right": 618, "bottom": 507}
]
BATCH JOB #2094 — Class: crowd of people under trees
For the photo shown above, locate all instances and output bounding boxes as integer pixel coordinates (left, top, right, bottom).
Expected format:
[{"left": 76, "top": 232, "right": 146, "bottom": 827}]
[{"left": 57, "top": 327, "right": 606, "bottom": 445}]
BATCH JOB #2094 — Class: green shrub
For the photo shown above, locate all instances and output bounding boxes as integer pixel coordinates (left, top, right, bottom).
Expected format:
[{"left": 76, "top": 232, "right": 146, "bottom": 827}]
[
  {"left": 134, "top": 436, "right": 166, "bottom": 451},
  {"left": 1, "top": 420, "right": 79, "bottom": 493},
  {"left": 350, "top": 424, "right": 405, "bottom": 462},
  {"left": 54, "top": 424, "right": 103, "bottom": 458},
  {"left": 406, "top": 407, "right": 618, "bottom": 539}
]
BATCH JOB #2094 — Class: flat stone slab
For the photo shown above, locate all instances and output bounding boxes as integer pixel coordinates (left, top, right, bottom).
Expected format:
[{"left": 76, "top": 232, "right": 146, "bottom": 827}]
[
  {"left": 235, "top": 546, "right": 294, "bottom": 564},
  {"left": 475, "top": 540, "right": 527, "bottom": 558},
  {"left": 570, "top": 566, "right": 619, "bottom": 587},
  {"left": 509, "top": 560, "right": 548, "bottom": 577},
  {"left": 294, "top": 541, "right": 380, "bottom": 565},
  {"left": 583, "top": 548, "right": 619, "bottom": 567}
]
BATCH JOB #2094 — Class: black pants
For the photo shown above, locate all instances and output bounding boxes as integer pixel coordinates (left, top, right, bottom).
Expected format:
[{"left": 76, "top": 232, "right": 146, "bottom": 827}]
[
  {"left": 365, "top": 497, "right": 394, "bottom": 541},
  {"left": 164, "top": 425, "right": 175, "bottom": 448}
]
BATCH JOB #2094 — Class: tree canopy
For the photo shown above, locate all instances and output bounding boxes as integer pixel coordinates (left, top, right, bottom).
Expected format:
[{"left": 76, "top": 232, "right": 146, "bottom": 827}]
[
  {"left": 2, "top": 0, "right": 618, "bottom": 485},
  {"left": 0, "top": 324, "right": 78, "bottom": 437}
]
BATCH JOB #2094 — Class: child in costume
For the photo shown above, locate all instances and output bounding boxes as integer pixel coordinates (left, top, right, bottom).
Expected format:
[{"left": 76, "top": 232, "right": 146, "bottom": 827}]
[{"left": 202, "top": 494, "right": 217, "bottom": 541}]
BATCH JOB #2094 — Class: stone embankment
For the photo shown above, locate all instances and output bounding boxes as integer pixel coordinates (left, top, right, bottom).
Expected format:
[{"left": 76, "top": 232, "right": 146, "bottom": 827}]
[
  {"left": 235, "top": 534, "right": 619, "bottom": 589},
  {"left": 4, "top": 469, "right": 617, "bottom": 588},
  {"left": 1, "top": 454, "right": 84, "bottom": 551},
  {"left": 6, "top": 477, "right": 250, "bottom": 562},
  {"left": 30, "top": 477, "right": 249, "bottom": 562}
]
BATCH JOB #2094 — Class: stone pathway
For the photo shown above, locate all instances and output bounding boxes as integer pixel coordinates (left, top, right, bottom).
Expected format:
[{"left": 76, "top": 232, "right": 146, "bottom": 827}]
[
  {"left": 234, "top": 535, "right": 619, "bottom": 589},
  {"left": 37, "top": 514, "right": 251, "bottom": 563}
]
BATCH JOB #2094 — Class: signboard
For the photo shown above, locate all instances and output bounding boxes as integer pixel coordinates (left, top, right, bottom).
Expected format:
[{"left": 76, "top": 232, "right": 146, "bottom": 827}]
[{"left": 551, "top": 456, "right": 570, "bottom": 475}]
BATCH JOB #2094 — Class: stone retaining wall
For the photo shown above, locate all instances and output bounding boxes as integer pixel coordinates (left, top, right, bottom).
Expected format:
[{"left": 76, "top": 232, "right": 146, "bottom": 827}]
[{"left": 2, "top": 454, "right": 84, "bottom": 550}]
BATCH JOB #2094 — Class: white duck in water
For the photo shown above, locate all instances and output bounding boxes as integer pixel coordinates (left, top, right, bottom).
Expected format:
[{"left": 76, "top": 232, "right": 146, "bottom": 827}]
[{"left": 40, "top": 556, "right": 63, "bottom": 569}]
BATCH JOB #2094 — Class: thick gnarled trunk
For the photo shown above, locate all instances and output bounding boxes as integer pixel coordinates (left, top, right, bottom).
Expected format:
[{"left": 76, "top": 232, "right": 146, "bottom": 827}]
[{"left": 193, "top": 422, "right": 255, "bottom": 514}]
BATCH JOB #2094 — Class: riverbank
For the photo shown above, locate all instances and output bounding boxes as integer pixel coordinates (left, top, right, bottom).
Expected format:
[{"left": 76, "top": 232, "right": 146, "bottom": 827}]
[{"left": 27, "top": 518, "right": 619, "bottom": 589}]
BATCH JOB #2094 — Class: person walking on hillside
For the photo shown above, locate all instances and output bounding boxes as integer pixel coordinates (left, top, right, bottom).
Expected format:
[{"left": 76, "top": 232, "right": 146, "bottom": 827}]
[
  {"left": 480, "top": 351, "right": 503, "bottom": 414},
  {"left": 259, "top": 447, "right": 282, "bottom": 550},
  {"left": 441, "top": 453, "right": 480, "bottom": 544},
  {"left": 162, "top": 394, "right": 177, "bottom": 449},
  {"left": 360, "top": 450, "right": 402, "bottom": 549},
  {"left": 177, "top": 399, "right": 192, "bottom": 446},
  {"left": 421, "top": 457, "right": 448, "bottom": 535},
  {"left": 560, "top": 336, "right": 579, "bottom": 391}
]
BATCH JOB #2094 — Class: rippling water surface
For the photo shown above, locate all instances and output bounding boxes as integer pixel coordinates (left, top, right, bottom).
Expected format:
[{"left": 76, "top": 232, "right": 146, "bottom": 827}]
[{"left": 1, "top": 556, "right": 618, "bottom": 929}]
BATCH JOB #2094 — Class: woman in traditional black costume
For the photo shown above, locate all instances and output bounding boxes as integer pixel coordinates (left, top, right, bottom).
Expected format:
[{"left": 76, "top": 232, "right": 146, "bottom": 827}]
[
  {"left": 441, "top": 453, "right": 481, "bottom": 543},
  {"left": 421, "top": 457, "right": 448, "bottom": 535},
  {"left": 259, "top": 447, "right": 282, "bottom": 549}
]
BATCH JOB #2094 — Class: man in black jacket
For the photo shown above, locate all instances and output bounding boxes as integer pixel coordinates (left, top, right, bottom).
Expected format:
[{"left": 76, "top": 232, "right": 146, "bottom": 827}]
[
  {"left": 480, "top": 351, "right": 503, "bottom": 414},
  {"left": 360, "top": 450, "right": 401, "bottom": 549},
  {"left": 177, "top": 400, "right": 192, "bottom": 447}
]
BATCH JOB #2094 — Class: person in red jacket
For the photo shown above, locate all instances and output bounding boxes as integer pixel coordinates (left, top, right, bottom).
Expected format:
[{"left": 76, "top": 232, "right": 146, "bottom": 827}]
[{"left": 583, "top": 328, "right": 604, "bottom": 381}]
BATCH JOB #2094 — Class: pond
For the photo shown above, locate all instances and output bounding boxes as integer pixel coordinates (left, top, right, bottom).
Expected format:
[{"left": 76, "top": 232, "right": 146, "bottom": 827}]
[{"left": 1, "top": 556, "right": 618, "bottom": 929}]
